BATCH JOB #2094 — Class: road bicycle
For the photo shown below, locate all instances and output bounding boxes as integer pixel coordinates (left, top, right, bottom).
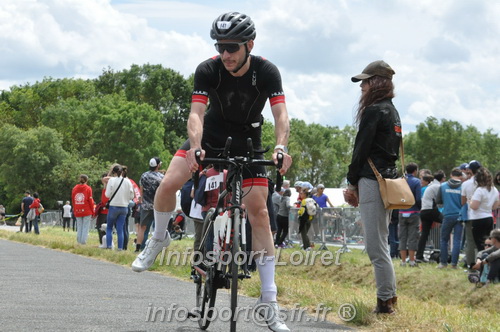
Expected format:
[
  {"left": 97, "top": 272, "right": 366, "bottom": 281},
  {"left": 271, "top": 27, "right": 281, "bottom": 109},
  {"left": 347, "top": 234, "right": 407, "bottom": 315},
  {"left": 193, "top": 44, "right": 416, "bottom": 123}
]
[{"left": 189, "top": 137, "right": 282, "bottom": 332}]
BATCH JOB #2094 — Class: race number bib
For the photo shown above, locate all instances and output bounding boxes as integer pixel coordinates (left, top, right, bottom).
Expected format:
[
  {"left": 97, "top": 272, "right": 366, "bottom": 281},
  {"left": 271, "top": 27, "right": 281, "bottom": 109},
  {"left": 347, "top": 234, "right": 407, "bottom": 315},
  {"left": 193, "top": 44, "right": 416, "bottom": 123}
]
[{"left": 205, "top": 173, "right": 224, "bottom": 192}]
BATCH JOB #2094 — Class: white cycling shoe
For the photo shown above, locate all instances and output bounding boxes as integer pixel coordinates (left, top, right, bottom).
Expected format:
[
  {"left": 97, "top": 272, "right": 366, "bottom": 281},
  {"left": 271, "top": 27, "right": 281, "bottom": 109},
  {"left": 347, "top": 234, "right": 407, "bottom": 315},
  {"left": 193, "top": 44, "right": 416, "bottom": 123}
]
[
  {"left": 254, "top": 297, "right": 291, "bottom": 332},
  {"left": 131, "top": 233, "right": 171, "bottom": 272}
]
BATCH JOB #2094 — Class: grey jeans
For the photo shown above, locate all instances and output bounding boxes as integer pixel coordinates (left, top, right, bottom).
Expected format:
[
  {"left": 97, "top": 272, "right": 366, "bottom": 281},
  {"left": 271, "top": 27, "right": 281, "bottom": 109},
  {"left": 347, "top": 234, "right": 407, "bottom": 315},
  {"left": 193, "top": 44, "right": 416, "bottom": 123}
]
[
  {"left": 76, "top": 215, "right": 91, "bottom": 244},
  {"left": 359, "top": 177, "right": 397, "bottom": 301}
]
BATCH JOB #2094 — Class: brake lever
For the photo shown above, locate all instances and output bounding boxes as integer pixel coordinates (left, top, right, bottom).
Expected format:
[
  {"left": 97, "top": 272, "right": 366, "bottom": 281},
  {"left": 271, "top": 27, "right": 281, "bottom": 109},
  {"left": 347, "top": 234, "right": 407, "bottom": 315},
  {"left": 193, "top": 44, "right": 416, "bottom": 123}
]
[
  {"left": 223, "top": 137, "right": 232, "bottom": 157},
  {"left": 247, "top": 138, "right": 254, "bottom": 158},
  {"left": 192, "top": 149, "right": 202, "bottom": 190},
  {"left": 275, "top": 152, "right": 283, "bottom": 192}
]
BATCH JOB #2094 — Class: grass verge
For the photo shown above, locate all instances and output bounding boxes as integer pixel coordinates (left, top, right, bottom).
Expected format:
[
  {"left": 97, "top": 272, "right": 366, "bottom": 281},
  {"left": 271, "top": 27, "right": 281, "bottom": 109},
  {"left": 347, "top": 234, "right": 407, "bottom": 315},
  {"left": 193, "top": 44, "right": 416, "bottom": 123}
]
[{"left": 1, "top": 227, "right": 497, "bottom": 331}]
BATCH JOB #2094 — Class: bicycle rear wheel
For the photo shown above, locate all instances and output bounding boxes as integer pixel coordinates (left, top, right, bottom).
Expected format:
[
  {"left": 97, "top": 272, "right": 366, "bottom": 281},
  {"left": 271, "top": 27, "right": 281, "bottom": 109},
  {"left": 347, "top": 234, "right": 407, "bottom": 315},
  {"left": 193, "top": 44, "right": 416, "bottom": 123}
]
[
  {"left": 195, "top": 208, "right": 217, "bottom": 330},
  {"left": 230, "top": 208, "right": 241, "bottom": 332}
]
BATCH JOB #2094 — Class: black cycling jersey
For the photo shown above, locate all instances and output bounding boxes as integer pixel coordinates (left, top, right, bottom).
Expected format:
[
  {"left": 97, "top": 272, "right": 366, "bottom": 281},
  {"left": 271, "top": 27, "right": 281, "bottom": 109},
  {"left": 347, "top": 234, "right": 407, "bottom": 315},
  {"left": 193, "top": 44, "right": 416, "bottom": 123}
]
[
  {"left": 176, "top": 54, "right": 285, "bottom": 184},
  {"left": 192, "top": 54, "right": 284, "bottom": 151}
]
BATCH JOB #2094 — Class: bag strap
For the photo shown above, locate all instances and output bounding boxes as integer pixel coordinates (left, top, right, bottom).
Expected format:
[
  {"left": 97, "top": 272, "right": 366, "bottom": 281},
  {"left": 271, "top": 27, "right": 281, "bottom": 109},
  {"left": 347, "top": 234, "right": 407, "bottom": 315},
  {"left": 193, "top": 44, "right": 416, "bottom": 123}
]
[
  {"left": 367, "top": 158, "right": 384, "bottom": 181},
  {"left": 108, "top": 177, "right": 125, "bottom": 204},
  {"left": 368, "top": 135, "right": 406, "bottom": 179},
  {"left": 399, "top": 139, "right": 406, "bottom": 176}
]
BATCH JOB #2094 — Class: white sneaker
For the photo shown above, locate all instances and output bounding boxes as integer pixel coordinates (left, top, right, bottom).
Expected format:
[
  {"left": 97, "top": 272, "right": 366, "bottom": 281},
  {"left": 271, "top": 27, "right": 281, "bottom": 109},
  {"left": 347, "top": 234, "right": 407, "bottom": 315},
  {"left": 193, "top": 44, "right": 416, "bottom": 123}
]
[
  {"left": 436, "top": 263, "right": 447, "bottom": 269},
  {"left": 254, "top": 297, "right": 290, "bottom": 332},
  {"left": 131, "top": 234, "right": 171, "bottom": 272}
]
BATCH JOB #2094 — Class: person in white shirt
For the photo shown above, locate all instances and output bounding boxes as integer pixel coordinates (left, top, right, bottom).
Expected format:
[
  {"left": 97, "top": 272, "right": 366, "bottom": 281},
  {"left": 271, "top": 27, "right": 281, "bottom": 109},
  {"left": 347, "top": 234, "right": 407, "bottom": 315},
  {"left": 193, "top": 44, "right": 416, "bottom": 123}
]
[
  {"left": 461, "top": 160, "right": 481, "bottom": 267},
  {"left": 62, "top": 201, "right": 72, "bottom": 232},
  {"left": 469, "top": 167, "right": 499, "bottom": 251},
  {"left": 104, "top": 164, "right": 134, "bottom": 250}
]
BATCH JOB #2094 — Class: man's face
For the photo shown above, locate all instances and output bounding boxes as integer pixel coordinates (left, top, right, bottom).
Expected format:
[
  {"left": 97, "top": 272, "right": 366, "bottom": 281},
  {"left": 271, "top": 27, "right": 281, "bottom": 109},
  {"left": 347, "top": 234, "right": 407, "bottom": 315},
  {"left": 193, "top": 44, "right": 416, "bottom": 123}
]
[{"left": 216, "top": 39, "right": 253, "bottom": 73}]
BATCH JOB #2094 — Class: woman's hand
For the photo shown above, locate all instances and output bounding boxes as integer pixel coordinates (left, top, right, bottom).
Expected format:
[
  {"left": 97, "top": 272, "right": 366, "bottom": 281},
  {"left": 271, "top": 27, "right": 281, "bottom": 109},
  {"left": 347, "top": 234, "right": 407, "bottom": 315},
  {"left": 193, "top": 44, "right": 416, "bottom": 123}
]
[{"left": 343, "top": 188, "right": 359, "bottom": 207}]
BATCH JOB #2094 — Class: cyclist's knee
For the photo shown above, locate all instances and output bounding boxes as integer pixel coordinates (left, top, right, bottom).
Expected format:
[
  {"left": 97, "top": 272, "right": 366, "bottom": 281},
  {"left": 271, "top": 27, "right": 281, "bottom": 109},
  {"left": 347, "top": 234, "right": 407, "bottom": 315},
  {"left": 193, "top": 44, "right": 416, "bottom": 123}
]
[{"left": 249, "top": 208, "right": 270, "bottom": 228}]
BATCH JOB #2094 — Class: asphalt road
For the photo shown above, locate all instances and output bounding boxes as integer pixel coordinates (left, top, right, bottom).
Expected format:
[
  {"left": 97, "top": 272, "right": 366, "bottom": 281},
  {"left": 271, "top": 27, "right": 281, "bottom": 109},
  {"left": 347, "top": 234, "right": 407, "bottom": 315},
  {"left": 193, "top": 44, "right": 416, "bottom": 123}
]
[{"left": 0, "top": 238, "right": 352, "bottom": 332}]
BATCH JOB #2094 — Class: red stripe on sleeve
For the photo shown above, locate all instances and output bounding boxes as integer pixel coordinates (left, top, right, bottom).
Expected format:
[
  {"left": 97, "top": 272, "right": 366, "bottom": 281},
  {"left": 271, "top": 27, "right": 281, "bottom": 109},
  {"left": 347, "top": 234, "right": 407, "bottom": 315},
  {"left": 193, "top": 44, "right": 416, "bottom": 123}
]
[
  {"left": 270, "top": 95, "right": 285, "bottom": 107},
  {"left": 192, "top": 95, "right": 209, "bottom": 104}
]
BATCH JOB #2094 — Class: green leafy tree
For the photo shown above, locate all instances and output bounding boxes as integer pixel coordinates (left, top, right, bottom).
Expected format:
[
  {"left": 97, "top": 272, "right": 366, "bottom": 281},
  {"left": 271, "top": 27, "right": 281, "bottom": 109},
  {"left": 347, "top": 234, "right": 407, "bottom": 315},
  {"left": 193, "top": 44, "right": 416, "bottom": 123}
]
[
  {"left": 50, "top": 154, "right": 109, "bottom": 205},
  {"left": 42, "top": 97, "right": 98, "bottom": 154},
  {"left": 0, "top": 125, "right": 68, "bottom": 211},
  {"left": 406, "top": 117, "right": 466, "bottom": 172},
  {"left": 94, "top": 64, "right": 192, "bottom": 154},
  {"left": 0, "top": 78, "right": 96, "bottom": 129},
  {"left": 287, "top": 119, "right": 355, "bottom": 187},
  {"left": 404, "top": 117, "right": 500, "bottom": 173},
  {"left": 85, "top": 94, "right": 168, "bottom": 180},
  {"left": 481, "top": 129, "right": 500, "bottom": 172},
  {"left": 41, "top": 94, "right": 168, "bottom": 180}
]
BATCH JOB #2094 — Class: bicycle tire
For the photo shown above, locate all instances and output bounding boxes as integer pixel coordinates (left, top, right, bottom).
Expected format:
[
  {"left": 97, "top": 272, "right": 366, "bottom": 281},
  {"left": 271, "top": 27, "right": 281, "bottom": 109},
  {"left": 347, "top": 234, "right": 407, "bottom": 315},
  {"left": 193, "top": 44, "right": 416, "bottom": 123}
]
[
  {"left": 230, "top": 208, "right": 241, "bottom": 332},
  {"left": 196, "top": 208, "right": 217, "bottom": 330}
]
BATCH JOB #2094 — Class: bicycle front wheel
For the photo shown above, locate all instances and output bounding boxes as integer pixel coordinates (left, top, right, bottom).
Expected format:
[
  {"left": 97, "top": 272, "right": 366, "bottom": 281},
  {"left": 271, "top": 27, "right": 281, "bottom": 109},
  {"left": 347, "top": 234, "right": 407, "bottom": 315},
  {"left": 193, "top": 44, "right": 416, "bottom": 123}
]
[
  {"left": 195, "top": 208, "right": 217, "bottom": 330},
  {"left": 230, "top": 208, "right": 241, "bottom": 332}
]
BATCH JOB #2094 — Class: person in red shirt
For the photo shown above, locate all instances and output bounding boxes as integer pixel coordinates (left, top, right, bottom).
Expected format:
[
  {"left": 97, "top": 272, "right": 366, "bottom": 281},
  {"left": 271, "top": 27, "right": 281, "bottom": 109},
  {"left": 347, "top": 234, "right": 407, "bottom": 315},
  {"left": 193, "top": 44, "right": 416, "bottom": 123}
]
[
  {"left": 71, "top": 174, "right": 95, "bottom": 244},
  {"left": 28, "top": 192, "right": 42, "bottom": 234}
]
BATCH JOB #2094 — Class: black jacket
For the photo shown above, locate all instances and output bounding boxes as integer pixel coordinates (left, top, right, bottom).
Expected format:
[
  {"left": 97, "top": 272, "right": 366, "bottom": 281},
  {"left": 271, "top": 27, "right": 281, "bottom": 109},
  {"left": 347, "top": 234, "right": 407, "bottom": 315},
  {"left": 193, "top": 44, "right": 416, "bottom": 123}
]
[{"left": 347, "top": 99, "right": 402, "bottom": 186}]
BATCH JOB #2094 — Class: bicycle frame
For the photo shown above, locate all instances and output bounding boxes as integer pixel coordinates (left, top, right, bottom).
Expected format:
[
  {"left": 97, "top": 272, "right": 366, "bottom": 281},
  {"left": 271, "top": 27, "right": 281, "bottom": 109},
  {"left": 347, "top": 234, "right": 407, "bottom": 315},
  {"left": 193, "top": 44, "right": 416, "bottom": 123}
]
[{"left": 191, "top": 137, "right": 283, "bottom": 331}]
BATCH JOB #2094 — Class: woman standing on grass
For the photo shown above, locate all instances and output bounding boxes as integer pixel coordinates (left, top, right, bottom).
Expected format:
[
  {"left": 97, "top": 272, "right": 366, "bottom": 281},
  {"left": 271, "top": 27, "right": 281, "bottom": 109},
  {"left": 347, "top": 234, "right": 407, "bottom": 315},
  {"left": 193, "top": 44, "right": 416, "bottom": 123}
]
[
  {"left": 469, "top": 167, "right": 499, "bottom": 251},
  {"left": 104, "top": 164, "right": 134, "bottom": 250},
  {"left": 72, "top": 174, "right": 95, "bottom": 244},
  {"left": 344, "top": 60, "right": 401, "bottom": 314}
]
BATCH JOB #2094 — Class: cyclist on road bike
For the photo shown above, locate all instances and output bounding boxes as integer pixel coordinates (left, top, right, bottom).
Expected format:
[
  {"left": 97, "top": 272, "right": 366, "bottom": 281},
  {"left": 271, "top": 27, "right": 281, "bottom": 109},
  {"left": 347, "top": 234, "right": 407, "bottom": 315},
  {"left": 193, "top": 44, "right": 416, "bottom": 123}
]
[{"left": 131, "top": 12, "right": 292, "bottom": 332}]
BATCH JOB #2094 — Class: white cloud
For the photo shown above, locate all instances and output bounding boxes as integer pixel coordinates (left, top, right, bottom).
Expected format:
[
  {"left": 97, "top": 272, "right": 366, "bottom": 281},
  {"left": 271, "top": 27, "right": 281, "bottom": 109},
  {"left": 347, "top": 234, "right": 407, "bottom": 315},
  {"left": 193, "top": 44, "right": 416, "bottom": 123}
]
[
  {"left": 0, "top": 0, "right": 498, "bottom": 135},
  {"left": 0, "top": 0, "right": 212, "bottom": 84}
]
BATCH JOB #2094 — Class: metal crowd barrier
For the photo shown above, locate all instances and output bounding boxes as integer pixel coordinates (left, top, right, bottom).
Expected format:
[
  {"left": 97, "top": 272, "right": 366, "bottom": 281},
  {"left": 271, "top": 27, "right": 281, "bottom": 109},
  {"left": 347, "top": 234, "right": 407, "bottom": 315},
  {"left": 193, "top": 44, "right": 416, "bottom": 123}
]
[
  {"left": 289, "top": 207, "right": 363, "bottom": 247},
  {"left": 40, "top": 211, "right": 63, "bottom": 226},
  {"left": 287, "top": 207, "right": 448, "bottom": 252}
]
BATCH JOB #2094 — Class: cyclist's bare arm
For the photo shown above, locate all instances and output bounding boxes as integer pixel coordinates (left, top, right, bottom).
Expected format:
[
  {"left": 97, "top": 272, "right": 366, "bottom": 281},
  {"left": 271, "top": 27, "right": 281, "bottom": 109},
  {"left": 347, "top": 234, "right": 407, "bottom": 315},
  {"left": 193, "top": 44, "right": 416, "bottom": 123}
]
[
  {"left": 271, "top": 102, "right": 292, "bottom": 174},
  {"left": 187, "top": 102, "right": 207, "bottom": 172}
]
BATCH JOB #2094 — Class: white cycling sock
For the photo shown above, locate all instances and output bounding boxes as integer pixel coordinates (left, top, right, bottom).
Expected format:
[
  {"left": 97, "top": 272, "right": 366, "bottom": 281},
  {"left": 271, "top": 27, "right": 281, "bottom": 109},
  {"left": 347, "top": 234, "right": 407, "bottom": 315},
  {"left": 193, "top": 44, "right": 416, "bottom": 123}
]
[
  {"left": 256, "top": 255, "right": 277, "bottom": 302},
  {"left": 152, "top": 210, "right": 173, "bottom": 241}
]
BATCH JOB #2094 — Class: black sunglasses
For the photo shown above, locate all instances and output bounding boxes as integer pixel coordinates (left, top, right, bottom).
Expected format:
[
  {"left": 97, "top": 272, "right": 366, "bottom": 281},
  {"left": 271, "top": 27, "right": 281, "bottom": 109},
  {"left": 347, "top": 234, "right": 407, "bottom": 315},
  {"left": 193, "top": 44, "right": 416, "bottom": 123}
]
[
  {"left": 214, "top": 41, "right": 247, "bottom": 54},
  {"left": 484, "top": 244, "right": 492, "bottom": 247}
]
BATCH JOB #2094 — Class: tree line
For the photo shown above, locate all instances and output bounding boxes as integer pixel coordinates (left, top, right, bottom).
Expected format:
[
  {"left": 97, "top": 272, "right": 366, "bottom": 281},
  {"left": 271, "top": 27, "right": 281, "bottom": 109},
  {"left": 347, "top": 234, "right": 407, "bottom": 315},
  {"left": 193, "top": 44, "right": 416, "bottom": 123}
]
[{"left": 1, "top": 64, "right": 498, "bottom": 213}]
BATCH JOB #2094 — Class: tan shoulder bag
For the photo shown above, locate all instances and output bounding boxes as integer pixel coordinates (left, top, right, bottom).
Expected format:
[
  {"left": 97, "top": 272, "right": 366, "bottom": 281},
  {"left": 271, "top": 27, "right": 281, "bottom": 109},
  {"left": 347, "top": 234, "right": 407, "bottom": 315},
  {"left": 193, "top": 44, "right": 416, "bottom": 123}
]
[{"left": 368, "top": 139, "right": 415, "bottom": 210}]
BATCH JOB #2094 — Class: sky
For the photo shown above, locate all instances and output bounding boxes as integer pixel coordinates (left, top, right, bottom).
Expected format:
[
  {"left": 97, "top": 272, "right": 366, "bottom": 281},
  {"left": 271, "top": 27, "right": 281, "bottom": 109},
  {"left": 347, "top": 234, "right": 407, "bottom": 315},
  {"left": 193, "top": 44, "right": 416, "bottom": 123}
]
[{"left": 1, "top": 0, "right": 499, "bottom": 134}]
